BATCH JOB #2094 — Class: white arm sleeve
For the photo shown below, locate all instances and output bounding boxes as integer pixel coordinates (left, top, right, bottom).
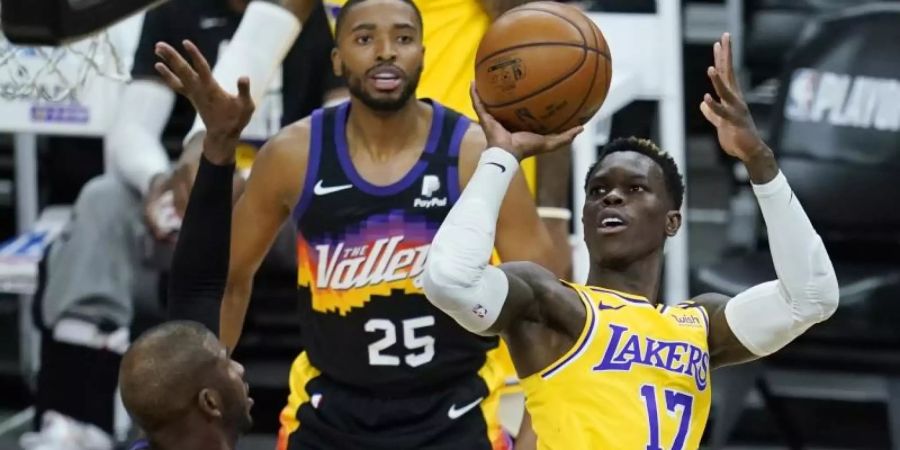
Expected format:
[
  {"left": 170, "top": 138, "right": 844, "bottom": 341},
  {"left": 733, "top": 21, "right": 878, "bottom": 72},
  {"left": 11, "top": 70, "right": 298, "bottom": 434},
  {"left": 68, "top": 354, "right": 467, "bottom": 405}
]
[
  {"left": 724, "top": 171, "right": 840, "bottom": 356},
  {"left": 182, "top": 1, "right": 301, "bottom": 147},
  {"left": 423, "top": 148, "right": 516, "bottom": 334},
  {"left": 105, "top": 80, "right": 176, "bottom": 195}
]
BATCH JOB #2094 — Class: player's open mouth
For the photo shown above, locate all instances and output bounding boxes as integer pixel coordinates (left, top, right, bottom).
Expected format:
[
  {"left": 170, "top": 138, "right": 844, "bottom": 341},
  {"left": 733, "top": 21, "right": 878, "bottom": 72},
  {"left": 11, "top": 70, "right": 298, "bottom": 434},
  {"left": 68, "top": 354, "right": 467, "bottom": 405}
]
[
  {"left": 597, "top": 212, "right": 628, "bottom": 233},
  {"left": 368, "top": 66, "right": 403, "bottom": 91}
]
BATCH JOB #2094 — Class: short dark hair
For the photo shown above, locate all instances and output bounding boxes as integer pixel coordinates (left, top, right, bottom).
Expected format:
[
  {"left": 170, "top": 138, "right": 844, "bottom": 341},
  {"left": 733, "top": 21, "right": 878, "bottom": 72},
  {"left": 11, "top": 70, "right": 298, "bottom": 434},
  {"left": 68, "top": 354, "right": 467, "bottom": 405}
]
[
  {"left": 334, "top": 0, "right": 424, "bottom": 40},
  {"left": 119, "top": 321, "right": 219, "bottom": 432},
  {"left": 584, "top": 136, "right": 685, "bottom": 210}
]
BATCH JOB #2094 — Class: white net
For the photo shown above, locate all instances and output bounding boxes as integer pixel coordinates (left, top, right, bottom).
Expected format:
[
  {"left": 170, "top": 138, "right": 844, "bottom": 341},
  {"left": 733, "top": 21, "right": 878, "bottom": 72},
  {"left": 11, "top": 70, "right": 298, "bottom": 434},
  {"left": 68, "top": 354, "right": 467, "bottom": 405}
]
[{"left": 0, "top": 28, "right": 130, "bottom": 102}]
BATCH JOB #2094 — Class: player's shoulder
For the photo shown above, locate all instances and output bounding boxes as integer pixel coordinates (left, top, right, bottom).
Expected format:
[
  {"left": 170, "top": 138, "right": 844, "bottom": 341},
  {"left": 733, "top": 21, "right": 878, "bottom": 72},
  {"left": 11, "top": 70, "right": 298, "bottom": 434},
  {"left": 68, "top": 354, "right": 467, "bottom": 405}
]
[
  {"left": 688, "top": 292, "right": 730, "bottom": 313},
  {"left": 456, "top": 122, "right": 488, "bottom": 169},
  {"left": 255, "top": 116, "right": 314, "bottom": 165},
  {"left": 460, "top": 121, "right": 488, "bottom": 149}
]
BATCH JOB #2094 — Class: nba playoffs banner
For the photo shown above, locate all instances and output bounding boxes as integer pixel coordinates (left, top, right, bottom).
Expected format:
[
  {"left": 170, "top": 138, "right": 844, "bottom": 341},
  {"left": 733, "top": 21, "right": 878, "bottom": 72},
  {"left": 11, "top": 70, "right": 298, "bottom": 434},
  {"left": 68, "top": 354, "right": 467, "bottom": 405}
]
[
  {"left": 769, "top": 4, "right": 900, "bottom": 234},
  {"left": 775, "top": 5, "right": 900, "bottom": 166}
]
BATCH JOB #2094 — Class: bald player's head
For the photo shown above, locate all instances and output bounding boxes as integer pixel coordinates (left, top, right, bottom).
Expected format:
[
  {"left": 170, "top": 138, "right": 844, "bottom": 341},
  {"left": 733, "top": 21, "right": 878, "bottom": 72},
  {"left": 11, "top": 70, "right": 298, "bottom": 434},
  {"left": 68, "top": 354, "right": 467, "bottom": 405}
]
[{"left": 119, "top": 321, "right": 253, "bottom": 441}]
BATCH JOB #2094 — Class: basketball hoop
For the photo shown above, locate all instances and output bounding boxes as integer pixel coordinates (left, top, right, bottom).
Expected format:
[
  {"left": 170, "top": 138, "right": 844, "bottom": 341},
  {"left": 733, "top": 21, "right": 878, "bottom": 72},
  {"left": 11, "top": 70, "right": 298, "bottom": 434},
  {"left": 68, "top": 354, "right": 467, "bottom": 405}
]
[{"left": 0, "top": 25, "right": 130, "bottom": 103}]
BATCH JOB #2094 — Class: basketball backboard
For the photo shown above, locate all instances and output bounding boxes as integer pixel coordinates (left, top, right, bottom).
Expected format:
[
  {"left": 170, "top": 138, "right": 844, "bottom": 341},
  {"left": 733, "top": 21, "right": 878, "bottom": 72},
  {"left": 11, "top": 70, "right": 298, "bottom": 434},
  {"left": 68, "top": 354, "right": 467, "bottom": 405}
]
[{"left": 1, "top": 0, "right": 164, "bottom": 45}]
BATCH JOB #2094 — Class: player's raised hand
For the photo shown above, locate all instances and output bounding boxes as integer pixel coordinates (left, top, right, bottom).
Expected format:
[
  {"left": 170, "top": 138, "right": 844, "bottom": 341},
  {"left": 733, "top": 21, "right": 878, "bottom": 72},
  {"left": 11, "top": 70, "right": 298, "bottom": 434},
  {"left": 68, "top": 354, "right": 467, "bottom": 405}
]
[
  {"left": 471, "top": 83, "right": 583, "bottom": 161},
  {"left": 154, "top": 40, "right": 254, "bottom": 160},
  {"left": 700, "top": 33, "right": 769, "bottom": 162}
]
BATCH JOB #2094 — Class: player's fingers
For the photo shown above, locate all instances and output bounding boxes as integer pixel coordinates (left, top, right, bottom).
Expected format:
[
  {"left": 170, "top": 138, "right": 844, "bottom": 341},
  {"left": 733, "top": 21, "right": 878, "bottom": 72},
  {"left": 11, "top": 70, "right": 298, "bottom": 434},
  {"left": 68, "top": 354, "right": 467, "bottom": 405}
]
[
  {"left": 182, "top": 39, "right": 212, "bottom": 82},
  {"left": 469, "top": 84, "right": 506, "bottom": 137},
  {"left": 707, "top": 66, "right": 740, "bottom": 105},
  {"left": 558, "top": 125, "right": 584, "bottom": 144},
  {"left": 545, "top": 125, "right": 583, "bottom": 151},
  {"left": 706, "top": 66, "right": 728, "bottom": 101},
  {"left": 713, "top": 40, "right": 722, "bottom": 72},
  {"left": 703, "top": 93, "right": 735, "bottom": 122},
  {"left": 699, "top": 101, "right": 722, "bottom": 127},
  {"left": 155, "top": 42, "right": 198, "bottom": 88},
  {"left": 469, "top": 83, "right": 494, "bottom": 122},
  {"left": 237, "top": 76, "right": 252, "bottom": 104},
  {"left": 722, "top": 33, "right": 740, "bottom": 88},
  {"left": 154, "top": 62, "right": 185, "bottom": 94}
]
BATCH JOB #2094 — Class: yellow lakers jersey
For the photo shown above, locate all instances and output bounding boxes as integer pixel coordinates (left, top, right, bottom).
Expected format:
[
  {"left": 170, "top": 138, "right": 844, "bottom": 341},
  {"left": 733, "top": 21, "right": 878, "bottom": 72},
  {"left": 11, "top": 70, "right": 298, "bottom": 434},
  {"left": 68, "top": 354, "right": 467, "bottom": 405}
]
[{"left": 521, "top": 283, "right": 712, "bottom": 450}]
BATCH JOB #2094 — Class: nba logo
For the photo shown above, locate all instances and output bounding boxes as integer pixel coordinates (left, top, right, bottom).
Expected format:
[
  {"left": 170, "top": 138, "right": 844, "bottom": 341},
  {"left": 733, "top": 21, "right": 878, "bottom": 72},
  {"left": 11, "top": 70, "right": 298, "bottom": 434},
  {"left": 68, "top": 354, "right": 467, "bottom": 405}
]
[
  {"left": 785, "top": 68, "right": 820, "bottom": 122},
  {"left": 421, "top": 175, "right": 440, "bottom": 198}
]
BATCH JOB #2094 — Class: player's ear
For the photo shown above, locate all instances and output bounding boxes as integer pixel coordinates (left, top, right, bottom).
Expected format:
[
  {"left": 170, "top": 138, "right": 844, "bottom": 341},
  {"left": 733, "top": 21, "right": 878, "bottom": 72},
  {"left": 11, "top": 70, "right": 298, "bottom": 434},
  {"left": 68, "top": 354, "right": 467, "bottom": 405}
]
[
  {"left": 198, "top": 388, "right": 223, "bottom": 419},
  {"left": 332, "top": 48, "right": 343, "bottom": 77},
  {"left": 665, "top": 210, "right": 682, "bottom": 237}
]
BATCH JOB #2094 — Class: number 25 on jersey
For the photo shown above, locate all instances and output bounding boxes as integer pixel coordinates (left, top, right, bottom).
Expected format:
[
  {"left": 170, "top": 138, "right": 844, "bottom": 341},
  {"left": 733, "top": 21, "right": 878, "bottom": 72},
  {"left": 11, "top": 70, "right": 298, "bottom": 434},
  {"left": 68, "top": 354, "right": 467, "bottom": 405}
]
[{"left": 365, "top": 316, "right": 435, "bottom": 367}]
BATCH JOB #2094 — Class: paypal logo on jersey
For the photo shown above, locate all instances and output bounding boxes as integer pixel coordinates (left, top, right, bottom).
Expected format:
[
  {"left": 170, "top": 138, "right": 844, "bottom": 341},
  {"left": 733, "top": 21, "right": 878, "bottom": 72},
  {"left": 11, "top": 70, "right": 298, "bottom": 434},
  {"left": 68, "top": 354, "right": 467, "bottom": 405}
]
[
  {"left": 414, "top": 175, "right": 448, "bottom": 209},
  {"left": 594, "top": 323, "right": 710, "bottom": 391}
]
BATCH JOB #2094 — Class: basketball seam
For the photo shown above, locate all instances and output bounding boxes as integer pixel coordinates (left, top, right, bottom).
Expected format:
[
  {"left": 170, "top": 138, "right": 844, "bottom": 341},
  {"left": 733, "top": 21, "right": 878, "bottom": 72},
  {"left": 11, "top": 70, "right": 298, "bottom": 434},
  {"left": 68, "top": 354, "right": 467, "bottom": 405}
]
[
  {"left": 478, "top": 8, "right": 590, "bottom": 110},
  {"left": 549, "top": 20, "right": 603, "bottom": 133},
  {"left": 475, "top": 42, "right": 611, "bottom": 68}
]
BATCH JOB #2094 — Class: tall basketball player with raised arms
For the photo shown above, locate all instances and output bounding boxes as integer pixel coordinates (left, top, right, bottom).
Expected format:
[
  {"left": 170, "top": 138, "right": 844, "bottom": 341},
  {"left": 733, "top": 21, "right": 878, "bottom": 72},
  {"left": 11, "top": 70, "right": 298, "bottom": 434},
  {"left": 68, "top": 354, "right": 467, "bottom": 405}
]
[
  {"left": 151, "top": 0, "right": 576, "bottom": 448},
  {"left": 423, "top": 33, "right": 840, "bottom": 449}
]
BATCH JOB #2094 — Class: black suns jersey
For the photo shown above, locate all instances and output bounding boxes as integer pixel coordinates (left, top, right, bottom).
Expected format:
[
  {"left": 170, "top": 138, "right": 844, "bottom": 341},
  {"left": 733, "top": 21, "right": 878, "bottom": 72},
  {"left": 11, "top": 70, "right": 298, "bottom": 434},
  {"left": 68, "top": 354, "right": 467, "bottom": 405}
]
[{"left": 291, "top": 100, "right": 499, "bottom": 395}]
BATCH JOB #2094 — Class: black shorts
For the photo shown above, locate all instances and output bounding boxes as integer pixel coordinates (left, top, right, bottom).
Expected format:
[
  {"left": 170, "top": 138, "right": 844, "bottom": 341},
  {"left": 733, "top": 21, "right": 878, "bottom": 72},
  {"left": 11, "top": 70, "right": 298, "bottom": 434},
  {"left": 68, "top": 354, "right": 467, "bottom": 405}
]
[{"left": 277, "top": 353, "right": 512, "bottom": 450}]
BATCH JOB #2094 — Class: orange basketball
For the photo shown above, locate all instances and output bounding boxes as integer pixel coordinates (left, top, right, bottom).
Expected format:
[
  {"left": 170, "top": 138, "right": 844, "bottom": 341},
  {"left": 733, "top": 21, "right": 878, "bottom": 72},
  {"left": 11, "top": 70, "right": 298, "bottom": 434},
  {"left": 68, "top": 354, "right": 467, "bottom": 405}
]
[{"left": 474, "top": 2, "right": 612, "bottom": 134}]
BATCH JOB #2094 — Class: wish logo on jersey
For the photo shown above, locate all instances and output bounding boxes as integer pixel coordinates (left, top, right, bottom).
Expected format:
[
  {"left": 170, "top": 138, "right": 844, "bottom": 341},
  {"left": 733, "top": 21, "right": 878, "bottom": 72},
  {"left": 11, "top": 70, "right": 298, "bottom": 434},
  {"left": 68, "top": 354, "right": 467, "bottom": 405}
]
[
  {"left": 594, "top": 323, "right": 710, "bottom": 391},
  {"left": 297, "top": 211, "right": 438, "bottom": 315}
]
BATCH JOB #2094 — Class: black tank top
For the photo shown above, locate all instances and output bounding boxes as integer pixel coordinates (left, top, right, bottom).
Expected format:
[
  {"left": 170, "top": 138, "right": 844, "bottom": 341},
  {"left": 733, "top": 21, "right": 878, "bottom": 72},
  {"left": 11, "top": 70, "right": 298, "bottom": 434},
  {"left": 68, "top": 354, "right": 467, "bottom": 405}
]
[{"left": 292, "top": 100, "right": 499, "bottom": 395}]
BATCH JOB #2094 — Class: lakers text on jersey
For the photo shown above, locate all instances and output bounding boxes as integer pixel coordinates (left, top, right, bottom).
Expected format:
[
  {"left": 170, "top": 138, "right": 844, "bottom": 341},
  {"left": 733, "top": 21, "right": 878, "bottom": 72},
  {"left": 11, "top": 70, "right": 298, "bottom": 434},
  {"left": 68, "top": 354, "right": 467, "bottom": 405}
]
[{"left": 521, "top": 283, "right": 712, "bottom": 450}]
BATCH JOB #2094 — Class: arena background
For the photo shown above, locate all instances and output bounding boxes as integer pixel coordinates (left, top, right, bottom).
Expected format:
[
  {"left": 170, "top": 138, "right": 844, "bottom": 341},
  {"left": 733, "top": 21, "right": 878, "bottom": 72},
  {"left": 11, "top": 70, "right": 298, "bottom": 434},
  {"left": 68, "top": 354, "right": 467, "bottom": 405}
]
[{"left": 0, "top": 0, "right": 899, "bottom": 449}]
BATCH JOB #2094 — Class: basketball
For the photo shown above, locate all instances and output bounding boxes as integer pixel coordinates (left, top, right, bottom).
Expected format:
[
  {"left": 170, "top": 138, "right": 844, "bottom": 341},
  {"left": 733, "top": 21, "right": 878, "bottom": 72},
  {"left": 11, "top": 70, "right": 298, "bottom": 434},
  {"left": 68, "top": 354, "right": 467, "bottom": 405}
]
[{"left": 474, "top": 2, "right": 612, "bottom": 134}]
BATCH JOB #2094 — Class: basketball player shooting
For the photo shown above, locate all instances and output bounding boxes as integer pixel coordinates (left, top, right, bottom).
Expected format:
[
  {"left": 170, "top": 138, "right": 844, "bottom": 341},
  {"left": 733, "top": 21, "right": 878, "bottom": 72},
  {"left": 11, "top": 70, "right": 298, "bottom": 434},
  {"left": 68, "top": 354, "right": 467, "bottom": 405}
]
[
  {"left": 423, "top": 32, "right": 840, "bottom": 449},
  {"left": 152, "top": 0, "right": 576, "bottom": 448}
]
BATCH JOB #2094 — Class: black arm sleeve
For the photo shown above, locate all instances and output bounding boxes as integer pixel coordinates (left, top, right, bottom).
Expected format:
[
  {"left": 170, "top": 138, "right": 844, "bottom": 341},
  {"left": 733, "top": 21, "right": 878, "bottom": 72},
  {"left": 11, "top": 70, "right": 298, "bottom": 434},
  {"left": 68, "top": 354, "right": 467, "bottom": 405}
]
[{"left": 167, "top": 156, "right": 234, "bottom": 333}]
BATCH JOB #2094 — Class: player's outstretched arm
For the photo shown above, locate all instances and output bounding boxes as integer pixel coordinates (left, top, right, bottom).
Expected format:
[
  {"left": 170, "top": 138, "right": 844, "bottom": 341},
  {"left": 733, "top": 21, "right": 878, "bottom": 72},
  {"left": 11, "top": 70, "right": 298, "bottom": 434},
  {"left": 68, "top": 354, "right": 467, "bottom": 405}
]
[
  {"left": 155, "top": 40, "right": 307, "bottom": 352},
  {"left": 456, "top": 126, "right": 568, "bottom": 277},
  {"left": 423, "top": 85, "right": 583, "bottom": 361},
  {"left": 694, "top": 33, "right": 839, "bottom": 368},
  {"left": 156, "top": 39, "right": 254, "bottom": 330}
]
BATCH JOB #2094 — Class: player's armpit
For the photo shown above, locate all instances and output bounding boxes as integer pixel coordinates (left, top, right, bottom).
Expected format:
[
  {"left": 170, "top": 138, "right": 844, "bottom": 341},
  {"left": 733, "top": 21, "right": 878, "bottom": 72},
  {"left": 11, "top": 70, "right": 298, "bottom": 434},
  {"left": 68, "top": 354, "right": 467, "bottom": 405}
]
[
  {"left": 489, "top": 262, "right": 555, "bottom": 332},
  {"left": 496, "top": 262, "right": 586, "bottom": 378},
  {"left": 220, "top": 121, "right": 310, "bottom": 352},
  {"left": 691, "top": 293, "right": 758, "bottom": 369}
]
